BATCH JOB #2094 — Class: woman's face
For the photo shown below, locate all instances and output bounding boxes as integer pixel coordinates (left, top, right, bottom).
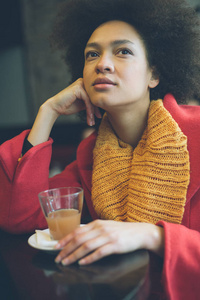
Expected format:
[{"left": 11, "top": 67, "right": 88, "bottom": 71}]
[{"left": 83, "top": 20, "right": 159, "bottom": 113}]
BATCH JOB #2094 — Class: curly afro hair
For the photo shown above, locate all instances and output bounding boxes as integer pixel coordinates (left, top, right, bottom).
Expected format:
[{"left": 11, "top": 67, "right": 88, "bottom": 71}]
[{"left": 51, "top": 0, "right": 200, "bottom": 103}]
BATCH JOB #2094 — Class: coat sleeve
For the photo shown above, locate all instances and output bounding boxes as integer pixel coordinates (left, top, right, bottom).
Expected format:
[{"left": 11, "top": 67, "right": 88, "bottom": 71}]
[
  {"left": 160, "top": 95, "right": 200, "bottom": 299},
  {"left": 157, "top": 217, "right": 200, "bottom": 299},
  {"left": 0, "top": 131, "right": 81, "bottom": 234}
]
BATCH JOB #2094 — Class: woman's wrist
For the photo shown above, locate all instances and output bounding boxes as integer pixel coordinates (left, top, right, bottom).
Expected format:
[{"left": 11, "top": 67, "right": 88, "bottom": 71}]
[
  {"left": 27, "top": 100, "right": 59, "bottom": 146},
  {"left": 40, "top": 98, "right": 60, "bottom": 121},
  {"left": 144, "top": 224, "right": 165, "bottom": 257}
]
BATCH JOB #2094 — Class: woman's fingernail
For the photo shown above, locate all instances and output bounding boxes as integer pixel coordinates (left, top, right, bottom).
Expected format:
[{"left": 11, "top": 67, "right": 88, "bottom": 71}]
[
  {"left": 78, "top": 259, "right": 85, "bottom": 265},
  {"left": 55, "top": 257, "right": 60, "bottom": 263},
  {"left": 89, "top": 116, "right": 95, "bottom": 126},
  {"left": 55, "top": 242, "right": 61, "bottom": 249},
  {"left": 61, "top": 259, "right": 69, "bottom": 266}
]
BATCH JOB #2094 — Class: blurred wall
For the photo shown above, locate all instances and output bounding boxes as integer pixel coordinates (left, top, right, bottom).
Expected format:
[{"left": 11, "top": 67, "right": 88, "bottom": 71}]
[
  {"left": 0, "top": 0, "right": 30, "bottom": 127},
  {"left": 0, "top": 0, "right": 74, "bottom": 130},
  {"left": 20, "top": 0, "right": 71, "bottom": 118}
]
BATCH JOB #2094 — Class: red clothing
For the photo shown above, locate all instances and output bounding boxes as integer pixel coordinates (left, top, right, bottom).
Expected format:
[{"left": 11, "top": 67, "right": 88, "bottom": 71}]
[{"left": 1, "top": 94, "right": 200, "bottom": 299}]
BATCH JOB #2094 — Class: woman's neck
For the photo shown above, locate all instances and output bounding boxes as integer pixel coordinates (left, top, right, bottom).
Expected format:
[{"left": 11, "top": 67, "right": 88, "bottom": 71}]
[{"left": 106, "top": 101, "right": 150, "bottom": 148}]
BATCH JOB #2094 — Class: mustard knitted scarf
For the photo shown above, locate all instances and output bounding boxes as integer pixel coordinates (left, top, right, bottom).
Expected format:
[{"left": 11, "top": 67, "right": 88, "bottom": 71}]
[{"left": 91, "top": 100, "right": 190, "bottom": 224}]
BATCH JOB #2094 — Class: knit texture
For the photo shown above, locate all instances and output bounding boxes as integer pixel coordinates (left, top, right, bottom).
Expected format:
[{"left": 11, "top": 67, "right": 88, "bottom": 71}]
[{"left": 91, "top": 99, "right": 190, "bottom": 224}]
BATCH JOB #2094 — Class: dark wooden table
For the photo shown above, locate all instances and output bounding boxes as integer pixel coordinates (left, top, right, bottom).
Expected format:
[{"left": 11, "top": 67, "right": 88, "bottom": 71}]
[{"left": 0, "top": 230, "right": 151, "bottom": 300}]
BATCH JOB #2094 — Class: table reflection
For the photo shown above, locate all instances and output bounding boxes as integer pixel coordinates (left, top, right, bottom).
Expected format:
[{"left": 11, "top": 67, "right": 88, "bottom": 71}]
[
  {"left": 0, "top": 230, "right": 150, "bottom": 300},
  {"left": 33, "top": 249, "right": 149, "bottom": 299}
]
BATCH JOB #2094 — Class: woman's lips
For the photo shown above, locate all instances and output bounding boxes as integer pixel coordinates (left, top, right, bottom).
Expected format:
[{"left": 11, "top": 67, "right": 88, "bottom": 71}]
[{"left": 92, "top": 78, "right": 117, "bottom": 89}]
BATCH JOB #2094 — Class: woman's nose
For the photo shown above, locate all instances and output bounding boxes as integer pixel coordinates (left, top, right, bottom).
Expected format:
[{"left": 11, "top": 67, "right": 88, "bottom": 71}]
[{"left": 95, "top": 54, "right": 114, "bottom": 74}]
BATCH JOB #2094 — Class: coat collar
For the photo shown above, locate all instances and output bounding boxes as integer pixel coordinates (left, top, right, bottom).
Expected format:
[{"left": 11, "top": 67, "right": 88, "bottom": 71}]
[{"left": 163, "top": 94, "right": 200, "bottom": 204}]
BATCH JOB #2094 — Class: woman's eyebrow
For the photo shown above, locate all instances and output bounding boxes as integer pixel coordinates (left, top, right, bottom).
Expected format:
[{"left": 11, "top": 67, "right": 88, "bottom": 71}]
[
  {"left": 85, "top": 39, "right": 134, "bottom": 49},
  {"left": 112, "top": 39, "right": 134, "bottom": 46}
]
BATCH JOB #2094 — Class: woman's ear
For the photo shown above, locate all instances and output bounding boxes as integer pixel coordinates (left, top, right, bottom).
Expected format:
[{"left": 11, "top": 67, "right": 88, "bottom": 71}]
[{"left": 149, "top": 67, "right": 160, "bottom": 89}]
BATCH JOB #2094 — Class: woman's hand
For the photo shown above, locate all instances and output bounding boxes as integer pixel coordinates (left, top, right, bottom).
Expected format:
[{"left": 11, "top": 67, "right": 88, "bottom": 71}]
[
  {"left": 55, "top": 220, "right": 164, "bottom": 266},
  {"left": 28, "top": 78, "right": 101, "bottom": 146},
  {"left": 47, "top": 78, "right": 101, "bottom": 126}
]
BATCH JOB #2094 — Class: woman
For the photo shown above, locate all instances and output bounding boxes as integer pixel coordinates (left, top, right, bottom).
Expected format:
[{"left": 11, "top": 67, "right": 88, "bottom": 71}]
[{"left": 1, "top": 0, "right": 200, "bottom": 298}]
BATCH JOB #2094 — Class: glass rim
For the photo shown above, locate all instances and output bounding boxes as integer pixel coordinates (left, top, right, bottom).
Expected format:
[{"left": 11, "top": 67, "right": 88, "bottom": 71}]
[{"left": 38, "top": 187, "right": 83, "bottom": 198}]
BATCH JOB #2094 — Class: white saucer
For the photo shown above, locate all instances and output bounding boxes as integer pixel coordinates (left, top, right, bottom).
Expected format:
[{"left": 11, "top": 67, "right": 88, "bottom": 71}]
[
  {"left": 28, "top": 225, "right": 85, "bottom": 253},
  {"left": 28, "top": 229, "right": 59, "bottom": 253}
]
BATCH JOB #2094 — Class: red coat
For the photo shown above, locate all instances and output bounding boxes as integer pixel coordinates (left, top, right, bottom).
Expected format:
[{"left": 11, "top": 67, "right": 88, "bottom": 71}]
[{"left": 1, "top": 94, "right": 200, "bottom": 299}]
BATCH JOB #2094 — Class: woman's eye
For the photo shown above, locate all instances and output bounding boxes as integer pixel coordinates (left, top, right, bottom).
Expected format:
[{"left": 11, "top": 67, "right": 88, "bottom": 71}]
[
  {"left": 85, "top": 51, "right": 99, "bottom": 60},
  {"left": 117, "top": 48, "right": 133, "bottom": 56}
]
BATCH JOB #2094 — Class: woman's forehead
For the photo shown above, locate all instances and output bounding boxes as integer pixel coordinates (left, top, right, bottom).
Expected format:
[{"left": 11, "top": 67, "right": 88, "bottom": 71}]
[{"left": 86, "top": 20, "right": 144, "bottom": 47}]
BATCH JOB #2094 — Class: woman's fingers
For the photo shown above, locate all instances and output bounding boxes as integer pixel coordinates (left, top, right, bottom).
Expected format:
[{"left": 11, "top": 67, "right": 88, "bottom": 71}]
[
  {"left": 79, "top": 91, "right": 95, "bottom": 126},
  {"left": 54, "top": 222, "right": 107, "bottom": 263},
  {"left": 54, "top": 223, "right": 95, "bottom": 252},
  {"left": 57, "top": 232, "right": 116, "bottom": 266},
  {"left": 48, "top": 78, "right": 102, "bottom": 126},
  {"left": 60, "top": 237, "right": 107, "bottom": 265},
  {"left": 74, "top": 81, "right": 102, "bottom": 126},
  {"left": 54, "top": 220, "right": 164, "bottom": 266},
  {"left": 78, "top": 243, "right": 117, "bottom": 265},
  {"left": 55, "top": 220, "right": 121, "bottom": 265},
  {"left": 54, "top": 78, "right": 98, "bottom": 126},
  {"left": 55, "top": 222, "right": 94, "bottom": 249}
]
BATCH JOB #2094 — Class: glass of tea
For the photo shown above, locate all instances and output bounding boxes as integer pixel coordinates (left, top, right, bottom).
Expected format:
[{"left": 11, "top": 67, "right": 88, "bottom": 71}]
[{"left": 38, "top": 187, "right": 83, "bottom": 240}]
